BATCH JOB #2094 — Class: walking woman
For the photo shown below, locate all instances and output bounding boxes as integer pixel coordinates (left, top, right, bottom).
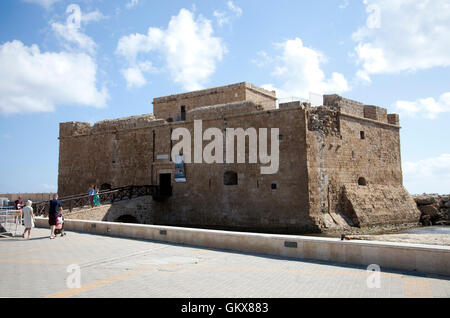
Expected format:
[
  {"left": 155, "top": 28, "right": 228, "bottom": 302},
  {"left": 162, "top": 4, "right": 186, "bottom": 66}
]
[
  {"left": 92, "top": 185, "right": 101, "bottom": 207},
  {"left": 22, "top": 200, "right": 35, "bottom": 239},
  {"left": 88, "top": 184, "right": 94, "bottom": 207}
]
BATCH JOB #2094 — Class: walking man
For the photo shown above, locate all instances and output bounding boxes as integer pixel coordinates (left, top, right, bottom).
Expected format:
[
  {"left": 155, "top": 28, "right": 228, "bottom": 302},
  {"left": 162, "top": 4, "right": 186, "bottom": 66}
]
[{"left": 49, "top": 194, "right": 62, "bottom": 239}]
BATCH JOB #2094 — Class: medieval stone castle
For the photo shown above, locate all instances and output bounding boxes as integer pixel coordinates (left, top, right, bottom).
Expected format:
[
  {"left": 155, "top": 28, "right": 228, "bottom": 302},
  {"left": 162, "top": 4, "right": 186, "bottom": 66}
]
[{"left": 58, "top": 82, "right": 421, "bottom": 234}]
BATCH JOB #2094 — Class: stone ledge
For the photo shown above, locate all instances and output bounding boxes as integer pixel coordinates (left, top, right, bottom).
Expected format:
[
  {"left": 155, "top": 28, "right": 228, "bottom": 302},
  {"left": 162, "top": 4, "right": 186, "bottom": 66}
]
[
  {"left": 340, "top": 112, "right": 401, "bottom": 129},
  {"left": 34, "top": 217, "right": 450, "bottom": 276},
  {"left": 153, "top": 82, "right": 276, "bottom": 104},
  {"left": 60, "top": 104, "right": 307, "bottom": 139}
]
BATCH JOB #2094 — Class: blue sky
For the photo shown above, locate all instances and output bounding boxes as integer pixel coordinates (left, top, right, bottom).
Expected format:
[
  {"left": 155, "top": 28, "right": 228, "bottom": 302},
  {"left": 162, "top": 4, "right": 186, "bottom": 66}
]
[{"left": 0, "top": 0, "right": 449, "bottom": 195}]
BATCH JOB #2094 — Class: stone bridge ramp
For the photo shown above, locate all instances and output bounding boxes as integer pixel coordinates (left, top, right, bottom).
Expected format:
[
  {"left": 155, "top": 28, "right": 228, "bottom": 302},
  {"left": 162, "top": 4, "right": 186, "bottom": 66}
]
[
  {"left": 62, "top": 196, "right": 153, "bottom": 224},
  {"left": 32, "top": 185, "right": 159, "bottom": 224}
]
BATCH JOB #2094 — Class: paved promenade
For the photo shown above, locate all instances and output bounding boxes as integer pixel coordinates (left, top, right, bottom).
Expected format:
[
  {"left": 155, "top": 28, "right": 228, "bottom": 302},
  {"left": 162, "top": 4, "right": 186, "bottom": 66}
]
[{"left": 0, "top": 228, "right": 449, "bottom": 298}]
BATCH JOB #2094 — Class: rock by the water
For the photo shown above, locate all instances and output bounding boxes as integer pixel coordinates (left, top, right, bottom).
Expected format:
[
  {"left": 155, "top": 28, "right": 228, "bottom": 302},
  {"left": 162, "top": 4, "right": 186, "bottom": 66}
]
[
  {"left": 420, "top": 214, "right": 432, "bottom": 226},
  {"left": 413, "top": 194, "right": 438, "bottom": 205},
  {"left": 414, "top": 194, "right": 450, "bottom": 226},
  {"left": 418, "top": 204, "right": 440, "bottom": 219}
]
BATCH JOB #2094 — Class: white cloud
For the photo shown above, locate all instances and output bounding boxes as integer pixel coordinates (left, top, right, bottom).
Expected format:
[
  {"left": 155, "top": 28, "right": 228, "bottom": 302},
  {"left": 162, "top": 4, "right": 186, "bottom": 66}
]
[
  {"left": 353, "top": 0, "right": 450, "bottom": 82},
  {"left": 121, "top": 67, "right": 147, "bottom": 88},
  {"left": 116, "top": 28, "right": 163, "bottom": 63},
  {"left": 121, "top": 61, "right": 158, "bottom": 89},
  {"left": 23, "top": 0, "right": 62, "bottom": 9},
  {"left": 214, "top": 1, "right": 242, "bottom": 27},
  {"left": 251, "top": 50, "right": 273, "bottom": 68},
  {"left": 339, "top": 0, "right": 349, "bottom": 9},
  {"left": 213, "top": 10, "right": 229, "bottom": 27},
  {"left": 394, "top": 92, "right": 450, "bottom": 119},
  {"left": 404, "top": 154, "right": 450, "bottom": 178},
  {"left": 116, "top": 8, "right": 226, "bottom": 91},
  {"left": 126, "top": 0, "right": 139, "bottom": 9},
  {"left": 403, "top": 154, "right": 450, "bottom": 194},
  {"left": 227, "top": 1, "right": 243, "bottom": 17},
  {"left": 81, "top": 9, "right": 107, "bottom": 24},
  {"left": 0, "top": 40, "right": 108, "bottom": 115},
  {"left": 257, "top": 38, "right": 349, "bottom": 99},
  {"left": 51, "top": 4, "right": 105, "bottom": 55}
]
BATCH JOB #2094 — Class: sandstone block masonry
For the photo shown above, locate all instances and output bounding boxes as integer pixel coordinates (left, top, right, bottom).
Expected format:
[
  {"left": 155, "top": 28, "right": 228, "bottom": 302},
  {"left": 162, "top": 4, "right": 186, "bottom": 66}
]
[
  {"left": 58, "top": 82, "right": 421, "bottom": 234},
  {"left": 152, "top": 82, "right": 276, "bottom": 122},
  {"left": 62, "top": 196, "right": 153, "bottom": 224}
]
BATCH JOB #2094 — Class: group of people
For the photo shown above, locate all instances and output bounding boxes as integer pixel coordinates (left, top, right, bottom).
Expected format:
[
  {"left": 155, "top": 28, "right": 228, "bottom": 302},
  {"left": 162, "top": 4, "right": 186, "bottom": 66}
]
[
  {"left": 14, "top": 185, "right": 101, "bottom": 240},
  {"left": 12, "top": 196, "right": 39, "bottom": 240},
  {"left": 13, "top": 194, "right": 65, "bottom": 240},
  {"left": 89, "top": 185, "right": 101, "bottom": 207}
]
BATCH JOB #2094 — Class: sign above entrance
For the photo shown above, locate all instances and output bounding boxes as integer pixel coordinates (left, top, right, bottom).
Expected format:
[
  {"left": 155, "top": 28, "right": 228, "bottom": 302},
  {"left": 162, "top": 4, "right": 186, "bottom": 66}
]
[
  {"left": 174, "top": 154, "right": 186, "bottom": 182},
  {"left": 157, "top": 154, "right": 169, "bottom": 160}
]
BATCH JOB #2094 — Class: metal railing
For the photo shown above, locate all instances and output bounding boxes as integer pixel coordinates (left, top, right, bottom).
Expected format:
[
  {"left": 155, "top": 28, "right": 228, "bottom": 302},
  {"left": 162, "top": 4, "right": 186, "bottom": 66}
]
[
  {"left": 32, "top": 185, "right": 168, "bottom": 217},
  {"left": 0, "top": 210, "right": 22, "bottom": 238}
]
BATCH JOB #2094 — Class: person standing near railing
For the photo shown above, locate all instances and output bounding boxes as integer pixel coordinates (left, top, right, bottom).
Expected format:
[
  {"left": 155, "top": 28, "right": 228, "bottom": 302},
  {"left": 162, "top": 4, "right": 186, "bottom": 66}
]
[
  {"left": 88, "top": 184, "right": 94, "bottom": 207},
  {"left": 22, "top": 200, "right": 35, "bottom": 239},
  {"left": 92, "top": 185, "right": 101, "bottom": 207},
  {"left": 14, "top": 196, "right": 23, "bottom": 224},
  {"left": 49, "top": 194, "right": 62, "bottom": 239}
]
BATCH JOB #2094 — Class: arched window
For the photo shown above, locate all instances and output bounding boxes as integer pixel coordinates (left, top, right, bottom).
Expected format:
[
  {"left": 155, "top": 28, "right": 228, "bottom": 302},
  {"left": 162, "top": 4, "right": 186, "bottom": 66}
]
[
  {"left": 224, "top": 171, "right": 238, "bottom": 186},
  {"left": 358, "top": 177, "right": 367, "bottom": 186}
]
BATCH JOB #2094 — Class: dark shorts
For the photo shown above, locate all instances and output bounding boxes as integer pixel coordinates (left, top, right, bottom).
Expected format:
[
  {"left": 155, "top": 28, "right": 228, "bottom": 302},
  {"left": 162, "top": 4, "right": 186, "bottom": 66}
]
[{"left": 49, "top": 214, "right": 57, "bottom": 226}]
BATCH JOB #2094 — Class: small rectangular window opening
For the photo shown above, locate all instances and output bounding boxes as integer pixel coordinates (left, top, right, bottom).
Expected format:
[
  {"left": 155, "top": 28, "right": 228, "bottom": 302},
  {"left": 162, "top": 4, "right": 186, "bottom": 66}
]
[
  {"left": 224, "top": 171, "right": 238, "bottom": 186},
  {"left": 360, "top": 131, "right": 365, "bottom": 140},
  {"left": 181, "top": 106, "right": 186, "bottom": 121}
]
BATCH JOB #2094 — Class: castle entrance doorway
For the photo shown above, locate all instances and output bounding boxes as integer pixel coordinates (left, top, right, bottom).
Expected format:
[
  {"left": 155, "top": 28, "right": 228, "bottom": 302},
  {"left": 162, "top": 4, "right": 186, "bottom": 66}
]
[{"left": 159, "top": 173, "right": 173, "bottom": 197}]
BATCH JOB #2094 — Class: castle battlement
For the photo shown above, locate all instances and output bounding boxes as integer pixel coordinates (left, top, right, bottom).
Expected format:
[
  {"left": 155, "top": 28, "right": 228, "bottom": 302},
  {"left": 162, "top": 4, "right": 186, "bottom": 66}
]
[
  {"left": 152, "top": 82, "right": 277, "bottom": 122},
  {"left": 60, "top": 91, "right": 400, "bottom": 139},
  {"left": 323, "top": 94, "right": 399, "bottom": 125},
  {"left": 59, "top": 114, "right": 161, "bottom": 138},
  {"left": 153, "top": 82, "right": 276, "bottom": 104}
]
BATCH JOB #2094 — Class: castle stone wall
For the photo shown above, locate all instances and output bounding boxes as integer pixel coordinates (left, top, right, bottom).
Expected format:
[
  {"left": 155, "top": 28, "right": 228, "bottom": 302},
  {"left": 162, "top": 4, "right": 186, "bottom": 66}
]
[
  {"left": 57, "top": 84, "right": 419, "bottom": 233},
  {"left": 305, "top": 105, "right": 420, "bottom": 229},
  {"left": 186, "top": 101, "right": 262, "bottom": 121},
  {"left": 58, "top": 106, "right": 316, "bottom": 233},
  {"left": 152, "top": 107, "right": 316, "bottom": 233},
  {"left": 153, "top": 82, "right": 276, "bottom": 122}
]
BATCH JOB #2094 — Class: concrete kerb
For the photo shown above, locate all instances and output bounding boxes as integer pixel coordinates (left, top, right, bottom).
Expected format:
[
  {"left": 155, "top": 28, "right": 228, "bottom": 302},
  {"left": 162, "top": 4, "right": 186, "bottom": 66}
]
[{"left": 34, "top": 217, "right": 450, "bottom": 276}]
